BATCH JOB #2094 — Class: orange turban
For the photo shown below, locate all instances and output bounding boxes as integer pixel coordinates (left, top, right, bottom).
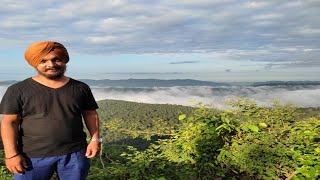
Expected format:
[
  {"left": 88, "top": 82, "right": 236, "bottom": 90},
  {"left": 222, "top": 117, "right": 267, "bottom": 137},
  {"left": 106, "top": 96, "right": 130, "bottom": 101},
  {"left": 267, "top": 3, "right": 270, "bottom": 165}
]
[{"left": 24, "top": 41, "right": 69, "bottom": 67}]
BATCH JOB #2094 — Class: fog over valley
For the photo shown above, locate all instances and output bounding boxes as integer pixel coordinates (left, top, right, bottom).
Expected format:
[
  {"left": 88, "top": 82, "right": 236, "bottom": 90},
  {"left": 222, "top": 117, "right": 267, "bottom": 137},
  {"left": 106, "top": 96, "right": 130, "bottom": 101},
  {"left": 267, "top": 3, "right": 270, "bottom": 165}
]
[
  {"left": 1, "top": 82, "right": 320, "bottom": 116},
  {"left": 90, "top": 85, "right": 320, "bottom": 109}
]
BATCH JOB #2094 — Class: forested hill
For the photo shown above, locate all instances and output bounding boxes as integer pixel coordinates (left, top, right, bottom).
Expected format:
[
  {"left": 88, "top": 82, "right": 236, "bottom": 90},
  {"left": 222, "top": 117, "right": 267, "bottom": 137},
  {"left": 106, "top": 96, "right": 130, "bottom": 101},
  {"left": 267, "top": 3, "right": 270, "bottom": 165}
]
[
  {"left": 96, "top": 99, "right": 195, "bottom": 143},
  {"left": 0, "top": 99, "right": 194, "bottom": 149},
  {"left": 0, "top": 99, "right": 320, "bottom": 179},
  {"left": 95, "top": 99, "right": 320, "bottom": 145},
  {"left": 97, "top": 99, "right": 194, "bottom": 122}
]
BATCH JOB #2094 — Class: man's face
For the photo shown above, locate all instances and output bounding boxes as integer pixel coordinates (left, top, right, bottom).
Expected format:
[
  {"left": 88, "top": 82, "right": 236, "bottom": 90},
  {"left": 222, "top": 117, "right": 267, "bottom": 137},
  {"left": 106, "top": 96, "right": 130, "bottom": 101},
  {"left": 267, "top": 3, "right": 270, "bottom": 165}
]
[{"left": 36, "top": 51, "right": 67, "bottom": 80}]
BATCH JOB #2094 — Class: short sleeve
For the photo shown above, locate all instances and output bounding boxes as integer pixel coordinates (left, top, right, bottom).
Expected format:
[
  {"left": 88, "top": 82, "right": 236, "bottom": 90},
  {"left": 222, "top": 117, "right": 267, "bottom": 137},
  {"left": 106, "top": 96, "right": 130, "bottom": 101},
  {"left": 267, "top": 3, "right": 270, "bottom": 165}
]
[
  {"left": 0, "top": 84, "right": 23, "bottom": 114},
  {"left": 81, "top": 84, "right": 99, "bottom": 110}
]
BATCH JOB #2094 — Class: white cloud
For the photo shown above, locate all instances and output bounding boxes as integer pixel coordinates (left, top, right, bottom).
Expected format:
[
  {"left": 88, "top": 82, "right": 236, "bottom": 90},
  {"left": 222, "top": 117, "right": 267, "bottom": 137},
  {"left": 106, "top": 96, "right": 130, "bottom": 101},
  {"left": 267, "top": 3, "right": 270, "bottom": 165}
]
[
  {"left": 0, "top": 0, "right": 319, "bottom": 69},
  {"left": 252, "top": 13, "right": 283, "bottom": 21},
  {"left": 246, "top": 1, "right": 270, "bottom": 9},
  {"left": 1, "top": 84, "right": 320, "bottom": 115},
  {"left": 90, "top": 85, "right": 320, "bottom": 109},
  {"left": 87, "top": 35, "right": 121, "bottom": 44},
  {"left": 298, "top": 27, "right": 320, "bottom": 36},
  {"left": 0, "top": 86, "right": 8, "bottom": 99}
]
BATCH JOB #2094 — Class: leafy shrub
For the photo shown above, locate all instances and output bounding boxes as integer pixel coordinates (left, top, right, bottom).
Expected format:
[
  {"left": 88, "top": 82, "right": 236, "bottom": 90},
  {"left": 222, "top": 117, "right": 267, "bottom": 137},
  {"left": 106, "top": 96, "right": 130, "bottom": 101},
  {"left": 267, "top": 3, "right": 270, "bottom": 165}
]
[{"left": 119, "top": 98, "right": 320, "bottom": 179}]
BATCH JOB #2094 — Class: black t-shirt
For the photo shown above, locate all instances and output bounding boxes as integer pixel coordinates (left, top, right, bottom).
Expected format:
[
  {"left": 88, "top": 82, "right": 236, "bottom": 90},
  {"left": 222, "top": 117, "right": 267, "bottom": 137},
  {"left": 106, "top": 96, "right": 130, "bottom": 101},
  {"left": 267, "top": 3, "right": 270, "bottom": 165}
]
[{"left": 0, "top": 78, "right": 99, "bottom": 158}]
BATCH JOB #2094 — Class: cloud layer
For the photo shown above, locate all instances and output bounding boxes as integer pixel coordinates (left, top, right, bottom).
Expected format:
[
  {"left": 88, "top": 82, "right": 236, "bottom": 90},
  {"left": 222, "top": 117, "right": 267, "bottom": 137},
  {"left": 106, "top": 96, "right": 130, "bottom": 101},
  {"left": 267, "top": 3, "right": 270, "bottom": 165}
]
[
  {"left": 1, "top": 84, "right": 319, "bottom": 121},
  {"left": 0, "top": 0, "right": 319, "bottom": 68},
  {"left": 90, "top": 85, "right": 320, "bottom": 109}
]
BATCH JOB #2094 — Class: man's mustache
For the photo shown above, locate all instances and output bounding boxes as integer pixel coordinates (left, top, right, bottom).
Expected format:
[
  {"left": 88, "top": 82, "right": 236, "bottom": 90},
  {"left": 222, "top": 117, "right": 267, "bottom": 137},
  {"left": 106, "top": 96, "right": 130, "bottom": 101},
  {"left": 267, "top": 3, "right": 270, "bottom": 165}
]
[{"left": 45, "top": 66, "right": 64, "bottom": 71}]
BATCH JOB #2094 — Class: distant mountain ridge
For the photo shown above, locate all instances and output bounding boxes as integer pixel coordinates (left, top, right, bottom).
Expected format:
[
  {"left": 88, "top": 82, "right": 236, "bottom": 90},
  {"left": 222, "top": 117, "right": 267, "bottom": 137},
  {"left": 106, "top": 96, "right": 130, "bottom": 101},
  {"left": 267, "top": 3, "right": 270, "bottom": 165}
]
[
  {"left": 251, "top": 81, "right": 320, "bottom": 86},
  {"left": 0, "top": 80, "right": 19, "bottom": 85},
  {"left": 79, "top": 78, "right": 231, "bottom": 87}
]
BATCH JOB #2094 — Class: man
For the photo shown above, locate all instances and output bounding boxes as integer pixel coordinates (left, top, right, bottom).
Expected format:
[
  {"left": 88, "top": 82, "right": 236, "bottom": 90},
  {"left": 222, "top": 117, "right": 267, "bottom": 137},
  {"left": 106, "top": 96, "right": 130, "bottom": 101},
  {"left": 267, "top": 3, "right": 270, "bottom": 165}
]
[{"left": 0, "top": 41, "right": 101, "bottom": 180}]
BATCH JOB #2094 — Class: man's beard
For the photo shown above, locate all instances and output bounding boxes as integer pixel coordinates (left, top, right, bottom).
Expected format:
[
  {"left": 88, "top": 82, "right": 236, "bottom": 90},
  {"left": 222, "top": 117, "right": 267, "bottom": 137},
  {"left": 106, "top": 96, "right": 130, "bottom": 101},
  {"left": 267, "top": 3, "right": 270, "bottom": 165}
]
[{"left": 37, "top": 65, "right": 66, "bottom": 80}]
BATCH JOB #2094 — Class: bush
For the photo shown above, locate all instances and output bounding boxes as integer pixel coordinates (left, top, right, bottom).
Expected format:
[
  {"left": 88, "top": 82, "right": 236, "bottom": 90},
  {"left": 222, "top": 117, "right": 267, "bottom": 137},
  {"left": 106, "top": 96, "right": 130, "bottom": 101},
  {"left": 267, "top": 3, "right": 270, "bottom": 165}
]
[{"left": 119, "top": 98, "right": 320, "bottom": 179}]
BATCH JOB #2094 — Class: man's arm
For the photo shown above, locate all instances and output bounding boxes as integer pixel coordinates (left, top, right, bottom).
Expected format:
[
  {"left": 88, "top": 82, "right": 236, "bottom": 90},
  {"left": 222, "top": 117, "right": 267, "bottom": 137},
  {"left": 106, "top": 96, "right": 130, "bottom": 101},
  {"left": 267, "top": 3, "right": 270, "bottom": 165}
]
[
  {"left": 1, "top": 114, "right": 27, "bottom": 174},
  {"left": 82, "top": 110, "right": 101, "bottom": 158}
]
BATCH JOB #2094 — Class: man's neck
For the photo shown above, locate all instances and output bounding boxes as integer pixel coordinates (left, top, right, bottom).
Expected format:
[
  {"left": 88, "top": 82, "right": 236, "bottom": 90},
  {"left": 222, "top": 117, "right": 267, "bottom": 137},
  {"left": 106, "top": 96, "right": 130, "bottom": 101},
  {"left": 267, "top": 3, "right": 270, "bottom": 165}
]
[{"left": 32, "top": 75, "right": 70, "bottom": 88}]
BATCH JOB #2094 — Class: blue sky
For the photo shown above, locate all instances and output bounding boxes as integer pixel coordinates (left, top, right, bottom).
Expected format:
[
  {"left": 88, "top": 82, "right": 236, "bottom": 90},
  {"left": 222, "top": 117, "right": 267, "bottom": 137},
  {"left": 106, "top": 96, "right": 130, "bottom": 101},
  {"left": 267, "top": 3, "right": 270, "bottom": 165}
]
[{"left": 0, "top": 0, "right": 319, "bottom": 82}]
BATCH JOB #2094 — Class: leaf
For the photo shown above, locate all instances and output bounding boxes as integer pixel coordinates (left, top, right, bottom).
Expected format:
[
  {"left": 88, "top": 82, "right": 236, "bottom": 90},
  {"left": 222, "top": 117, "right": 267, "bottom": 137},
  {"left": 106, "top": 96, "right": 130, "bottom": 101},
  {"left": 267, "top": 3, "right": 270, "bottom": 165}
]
[
  {"left": 179, "top": 114, "right": 186, "bottom": 120},
  {"left": 157, "top": 177, "right": 167, "bottom": 180},
  {"left": 248, "top": 125, "right": 259, "bottom": 132},
  {"left": 259, "top": 123, "right": 268, "bottom": 128},
  {"left": 241, "top": 126, "right": 249, "bottom": 132}
]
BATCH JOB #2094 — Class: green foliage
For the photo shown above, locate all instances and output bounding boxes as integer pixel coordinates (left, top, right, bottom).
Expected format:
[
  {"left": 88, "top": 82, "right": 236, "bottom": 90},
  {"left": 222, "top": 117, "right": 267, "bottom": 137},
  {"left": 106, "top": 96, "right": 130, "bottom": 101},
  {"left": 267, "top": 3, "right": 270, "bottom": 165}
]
[
  {"left": 0, "top": 150, "right": 13, "bottom": 179},
  {"left": 109, "top": 98, "right": 319, "bottom": 179},
  {"left": 97, "top": 99, "right": 194, "bottom": 144},
  {"left": 218, "top": 98, "right": 319, "bottom": 179},
  {"left": 1, "top": 99, "right": 319, "bottom": 179},
  {"left": 120, "top": 103, "right": 233, "bottom": 179},
  {"left": 288, "top": 118, "right": 320, "bottom": 179}
]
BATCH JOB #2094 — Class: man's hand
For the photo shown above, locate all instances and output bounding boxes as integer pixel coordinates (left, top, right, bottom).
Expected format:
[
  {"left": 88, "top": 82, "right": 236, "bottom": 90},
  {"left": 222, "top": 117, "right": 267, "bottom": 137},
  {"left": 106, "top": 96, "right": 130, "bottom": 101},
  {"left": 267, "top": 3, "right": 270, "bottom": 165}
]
[
  {"left": 5, "top": 154, "right": 28, "bottom": 175},
  {"left": 82, "top": 110, "right": 101, "bottom": 158},
  {"left": 85, "top": 141, "right": 101, "bottom": 158}
]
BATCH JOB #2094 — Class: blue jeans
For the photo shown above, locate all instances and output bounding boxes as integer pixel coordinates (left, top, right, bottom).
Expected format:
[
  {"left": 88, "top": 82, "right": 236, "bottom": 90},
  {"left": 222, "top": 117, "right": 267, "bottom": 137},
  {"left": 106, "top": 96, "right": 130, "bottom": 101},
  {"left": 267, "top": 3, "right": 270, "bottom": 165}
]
[{"left": 14, "top": 148, "right": 90, "bottom": 180}]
